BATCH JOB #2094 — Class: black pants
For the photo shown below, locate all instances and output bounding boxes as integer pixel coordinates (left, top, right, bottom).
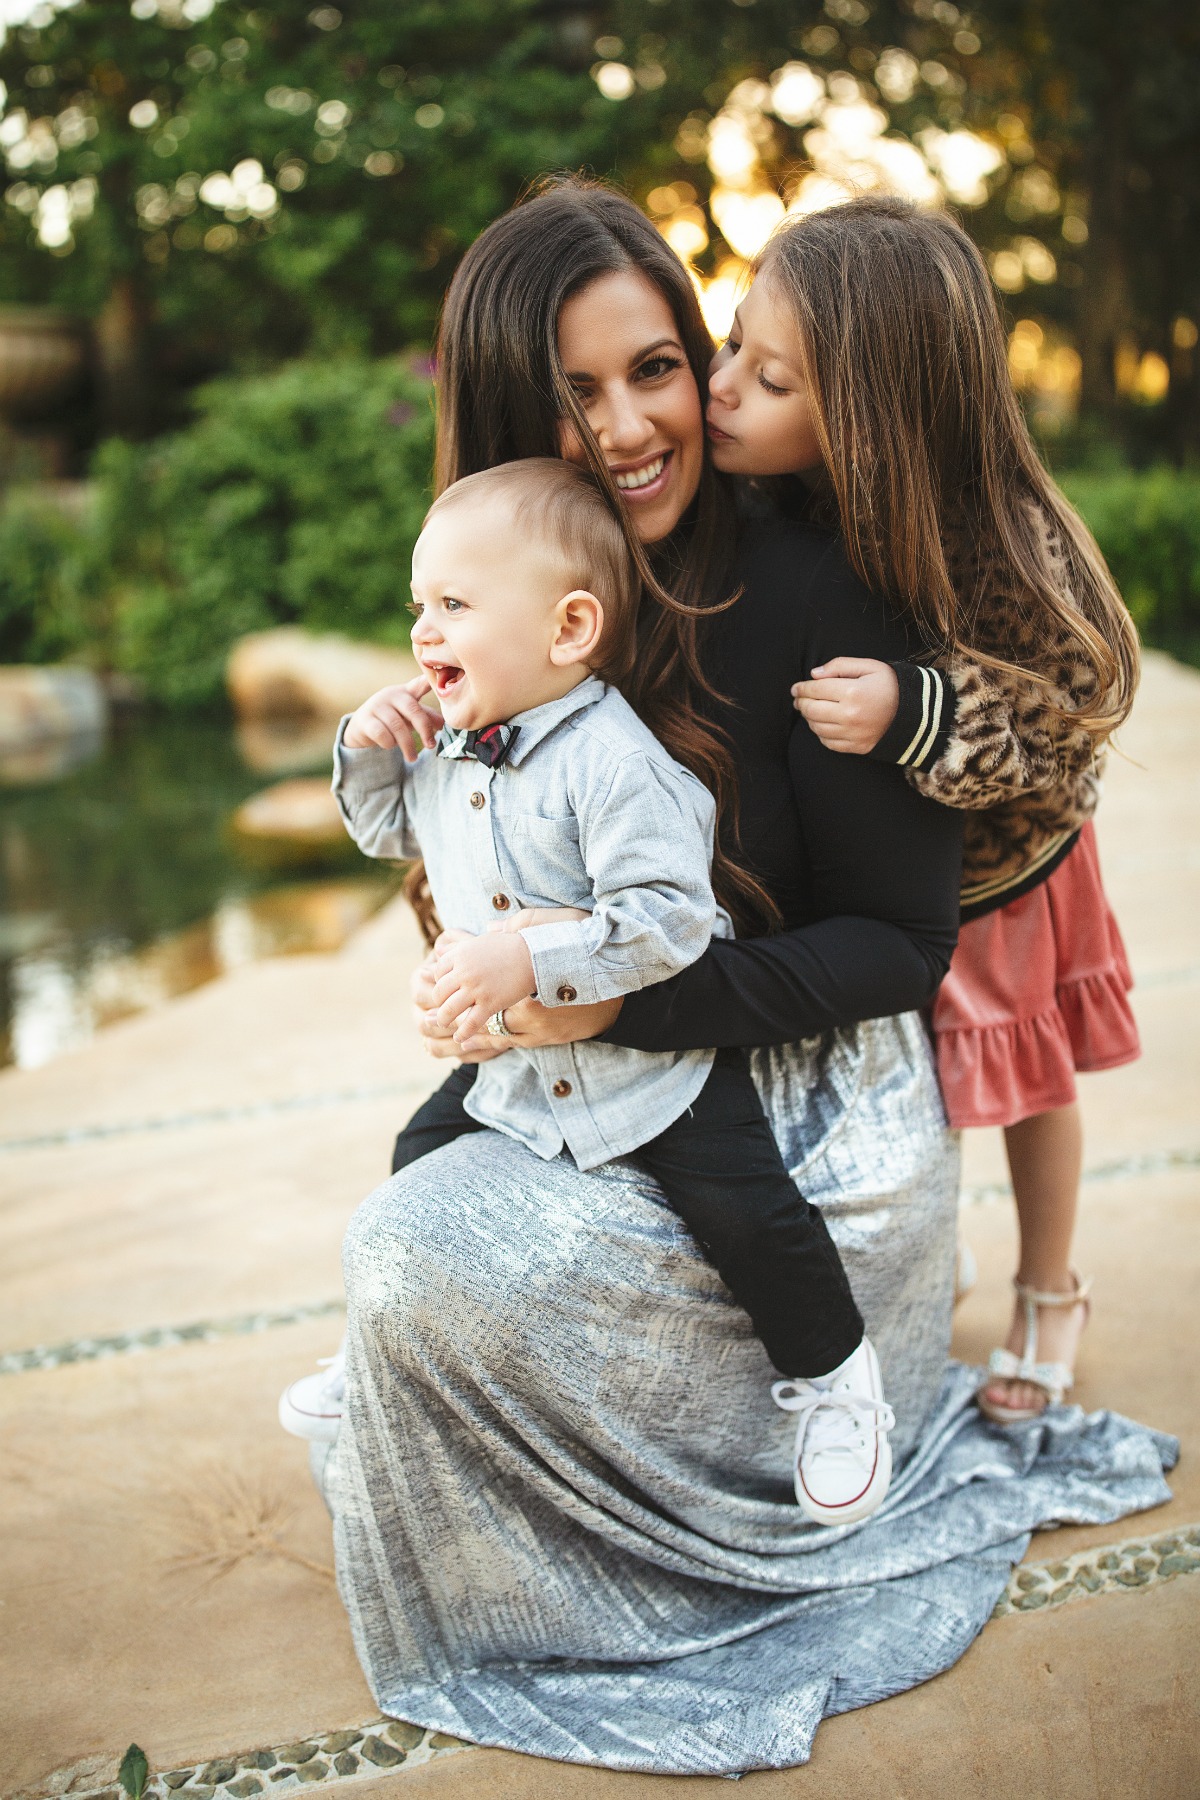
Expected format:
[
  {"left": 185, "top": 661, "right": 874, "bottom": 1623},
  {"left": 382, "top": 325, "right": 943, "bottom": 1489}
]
[{"left": 391, "top": 1051, "right": 863, "bottom": 1377}]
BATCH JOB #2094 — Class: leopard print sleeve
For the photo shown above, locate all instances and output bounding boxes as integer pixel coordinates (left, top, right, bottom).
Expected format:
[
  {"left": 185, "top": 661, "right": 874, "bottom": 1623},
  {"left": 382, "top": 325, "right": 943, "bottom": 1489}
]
[{"left": 901, "top": 653, "right": 1101, "bottom": 813}]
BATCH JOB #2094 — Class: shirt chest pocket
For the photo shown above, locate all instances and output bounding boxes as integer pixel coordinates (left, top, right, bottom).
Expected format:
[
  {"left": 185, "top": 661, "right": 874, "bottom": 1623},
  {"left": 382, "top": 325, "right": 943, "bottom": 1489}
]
[{"left": 503, "top": 812, "right": 593, "bottom": 910}]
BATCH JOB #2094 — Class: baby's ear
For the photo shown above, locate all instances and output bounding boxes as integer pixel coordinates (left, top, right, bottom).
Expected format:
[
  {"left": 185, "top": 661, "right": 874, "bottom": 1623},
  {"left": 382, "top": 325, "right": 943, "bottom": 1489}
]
[{"left": 550, "top": 589, "right": 605, "bottom": 666}]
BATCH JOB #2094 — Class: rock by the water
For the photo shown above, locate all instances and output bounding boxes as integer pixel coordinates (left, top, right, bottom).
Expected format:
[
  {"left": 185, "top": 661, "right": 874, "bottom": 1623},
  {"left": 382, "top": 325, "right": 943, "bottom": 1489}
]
[
  {"left": 231, "top": 779, "right": 347, "bottom": 851},
  {"left": 226, "top": 628, "right": 416, "bottom": 722},
  {"left": 0, "top": 665, "right": 107, "bottom": 752}
]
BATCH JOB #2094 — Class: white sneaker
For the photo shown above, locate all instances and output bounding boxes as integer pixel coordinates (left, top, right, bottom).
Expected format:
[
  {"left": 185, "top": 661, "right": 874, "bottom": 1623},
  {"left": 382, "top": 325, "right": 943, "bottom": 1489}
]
[
  {"left": 278, "top": 1349, "right": 345, "bottom": 1443},
  {"left": 771, "top": 1338, "right": 895, "bottom": 1526}
]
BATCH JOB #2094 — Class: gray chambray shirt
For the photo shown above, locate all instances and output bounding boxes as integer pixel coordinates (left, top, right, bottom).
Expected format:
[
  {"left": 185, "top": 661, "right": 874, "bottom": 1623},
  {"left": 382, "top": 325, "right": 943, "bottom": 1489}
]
[{"left": 332, "top": 674, "right": 730, "bottom": 1171}]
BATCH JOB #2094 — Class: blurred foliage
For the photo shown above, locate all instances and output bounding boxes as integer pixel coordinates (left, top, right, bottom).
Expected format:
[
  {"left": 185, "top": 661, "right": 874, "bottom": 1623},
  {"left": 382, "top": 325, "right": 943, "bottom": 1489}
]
[
  {"left": 3, "top": 421, "right": 1199, "bottom": 696},
  {"left": 0, "top": 353, "right": 435, "bottom": 701},
  {"left": 1061, "top": 466, "right": 1200, "bottom": 668},
  {"left": 0, "top": 483, "right": 105, "bottom": 661},
  {"left": 112, "top": 354, "right": 433, "bottom": 703},
  {"left": 1, "top": 1, "right": 1196, "bottom": 452}
]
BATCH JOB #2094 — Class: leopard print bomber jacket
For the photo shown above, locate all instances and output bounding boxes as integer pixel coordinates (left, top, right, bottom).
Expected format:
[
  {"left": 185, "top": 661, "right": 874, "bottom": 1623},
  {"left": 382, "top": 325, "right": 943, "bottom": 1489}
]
[{"left": 870, "top": 529, "right": 1113, "bottom": 920}]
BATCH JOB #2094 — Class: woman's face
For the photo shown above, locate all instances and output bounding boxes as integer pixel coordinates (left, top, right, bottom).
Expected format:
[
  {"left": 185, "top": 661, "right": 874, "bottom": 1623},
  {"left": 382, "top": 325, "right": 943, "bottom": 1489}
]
[
  {"left": 556, "top": 268, "right": 705, "bottom": 544},
  {"left": 705, "top": 271, "right": 824, "bottom": 477}
]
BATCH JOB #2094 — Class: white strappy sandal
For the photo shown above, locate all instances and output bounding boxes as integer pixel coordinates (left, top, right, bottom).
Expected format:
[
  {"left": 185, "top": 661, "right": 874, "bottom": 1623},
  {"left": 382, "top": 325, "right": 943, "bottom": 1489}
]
[{"left": 977, "top": 1272, "right": 1092, "bottom": 1425}]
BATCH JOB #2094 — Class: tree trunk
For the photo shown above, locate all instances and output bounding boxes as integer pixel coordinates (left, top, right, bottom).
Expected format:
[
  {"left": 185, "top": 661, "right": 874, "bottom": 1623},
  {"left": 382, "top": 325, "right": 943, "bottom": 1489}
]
[
  {"left": 1074, "top": 66, "right": 1131, "bottom": 422},
  {"left": 94, "top": 275, "right": 155, "bottom": 438}
]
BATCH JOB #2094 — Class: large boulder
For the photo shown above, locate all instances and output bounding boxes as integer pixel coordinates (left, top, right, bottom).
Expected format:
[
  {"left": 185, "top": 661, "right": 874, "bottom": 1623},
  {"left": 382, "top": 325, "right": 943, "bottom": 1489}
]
[
  {"left": 230, "top": 776, "right": 354, "bottom": 860},
  {"left": 226, "top": 627, "right": 417, "bottom": 721},
  {"left": 0, "top": 665, "right": 107, "bottom": 752}
]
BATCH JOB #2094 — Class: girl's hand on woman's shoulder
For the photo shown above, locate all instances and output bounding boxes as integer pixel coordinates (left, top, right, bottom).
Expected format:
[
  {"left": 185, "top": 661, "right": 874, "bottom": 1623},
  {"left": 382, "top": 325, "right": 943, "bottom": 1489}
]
[{"left": 792, "top": 656, "right": 899, "bottom": 754}]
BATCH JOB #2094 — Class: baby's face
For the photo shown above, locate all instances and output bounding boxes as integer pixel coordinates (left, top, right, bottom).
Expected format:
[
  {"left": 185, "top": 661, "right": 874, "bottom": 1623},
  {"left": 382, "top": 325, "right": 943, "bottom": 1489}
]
[
  {"left": 410, "top": 501, "right": 576, "bottom": 730},
  {"left": 705, "top": 271, "right": 824, "bottom": 478}
]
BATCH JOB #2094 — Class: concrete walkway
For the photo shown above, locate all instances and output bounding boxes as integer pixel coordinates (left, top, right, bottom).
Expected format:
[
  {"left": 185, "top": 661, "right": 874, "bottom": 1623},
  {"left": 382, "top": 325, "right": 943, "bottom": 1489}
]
[{"left": 2, "top": 653, "right": 1197, "bottom": 1800}]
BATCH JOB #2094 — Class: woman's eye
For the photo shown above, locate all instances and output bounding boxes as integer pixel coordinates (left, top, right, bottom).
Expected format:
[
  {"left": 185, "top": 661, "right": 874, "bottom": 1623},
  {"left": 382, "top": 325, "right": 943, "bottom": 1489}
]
[
  {"left": 638, "top": 354, "right": 684, "bottom": 381},
  {"left": 758, "top": 373, "right": 789, "bottom": 397}
]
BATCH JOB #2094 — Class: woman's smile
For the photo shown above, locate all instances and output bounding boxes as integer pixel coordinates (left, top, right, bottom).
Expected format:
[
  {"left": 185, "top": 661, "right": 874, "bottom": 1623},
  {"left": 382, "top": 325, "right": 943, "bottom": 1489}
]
[{"left": 610, "top": 448, "right": 673, "bottom": 500}]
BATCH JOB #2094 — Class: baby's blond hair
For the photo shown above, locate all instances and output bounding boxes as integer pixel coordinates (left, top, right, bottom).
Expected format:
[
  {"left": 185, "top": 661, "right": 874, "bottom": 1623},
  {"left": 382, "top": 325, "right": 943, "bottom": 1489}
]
[{"left": 425, "top": 460, "right": 641, "bottom": 685}]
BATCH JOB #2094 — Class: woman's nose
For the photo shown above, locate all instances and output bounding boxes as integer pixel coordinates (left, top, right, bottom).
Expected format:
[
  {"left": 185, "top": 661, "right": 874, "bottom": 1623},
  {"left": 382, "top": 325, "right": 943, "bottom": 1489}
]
[{"left": 593, "top": 383, "right": 654, "bottom": 453}]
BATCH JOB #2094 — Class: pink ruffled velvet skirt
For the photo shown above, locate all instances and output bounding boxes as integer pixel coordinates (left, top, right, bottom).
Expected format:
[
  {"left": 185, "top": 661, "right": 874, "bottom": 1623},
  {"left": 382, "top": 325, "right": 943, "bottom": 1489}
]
[{"left": 932, "top": 822, "right": 1141, "bottom": 1129}]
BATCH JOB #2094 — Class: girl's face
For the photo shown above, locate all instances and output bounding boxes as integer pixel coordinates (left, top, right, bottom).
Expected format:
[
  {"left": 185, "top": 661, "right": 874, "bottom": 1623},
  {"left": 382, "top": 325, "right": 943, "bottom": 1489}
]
[
  {"left": 556, "top": 268, "right": 705, "bottom": 544},
  {"left": 706, "top": 272, "right": 824, "bottom": 477}
]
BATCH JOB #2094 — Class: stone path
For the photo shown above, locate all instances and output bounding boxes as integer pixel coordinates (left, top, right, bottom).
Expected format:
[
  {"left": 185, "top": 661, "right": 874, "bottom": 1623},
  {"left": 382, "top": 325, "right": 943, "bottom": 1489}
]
[{"left": 1, "top": 652, "right": 1197, "bottom": 1800}]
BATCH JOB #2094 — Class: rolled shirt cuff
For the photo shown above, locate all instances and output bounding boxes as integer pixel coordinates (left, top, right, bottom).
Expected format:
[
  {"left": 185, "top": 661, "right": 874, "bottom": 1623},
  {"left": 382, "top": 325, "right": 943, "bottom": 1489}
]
[{"left": 521, "top": 920, "right": 600, "bottom": 1008}]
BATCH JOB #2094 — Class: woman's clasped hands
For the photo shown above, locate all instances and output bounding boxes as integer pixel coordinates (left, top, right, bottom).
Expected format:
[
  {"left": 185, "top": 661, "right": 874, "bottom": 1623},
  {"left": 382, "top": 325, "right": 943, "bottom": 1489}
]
[{"left": 414, "top": 908, "right": 621, "bottom": 1060}]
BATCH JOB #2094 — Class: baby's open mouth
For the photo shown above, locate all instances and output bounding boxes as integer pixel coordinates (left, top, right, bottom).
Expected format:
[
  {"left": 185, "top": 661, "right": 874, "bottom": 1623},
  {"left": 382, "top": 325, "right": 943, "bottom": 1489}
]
[{"left": 425, "top": 660, "right": 466, "bottom": 697}]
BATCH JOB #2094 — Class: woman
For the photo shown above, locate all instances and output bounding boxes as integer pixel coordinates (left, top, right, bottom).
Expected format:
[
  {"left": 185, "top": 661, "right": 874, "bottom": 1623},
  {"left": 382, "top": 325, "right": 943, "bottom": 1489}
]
[{"left": 309, "top": 180, "right": 1172, "bottom": 1777}]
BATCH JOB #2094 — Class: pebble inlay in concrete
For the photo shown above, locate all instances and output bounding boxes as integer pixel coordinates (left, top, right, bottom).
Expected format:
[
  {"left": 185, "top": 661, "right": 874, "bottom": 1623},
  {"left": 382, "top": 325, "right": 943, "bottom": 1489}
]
[
  {"left": 992, "top": 1519, "right": 1200, "bottom": 1617},
  {"left": 0, "top": 1083, "right": 420, "bottom": 1157},
  {"left": 0, "top": 1301, "right": 346, "bottom": 1377},
  {"left": 25, "top": 1524, "right": 1199, "bottom": 1800},
  {"left": 38, "top": 1721, "right": 465, "bottom": 1800}
]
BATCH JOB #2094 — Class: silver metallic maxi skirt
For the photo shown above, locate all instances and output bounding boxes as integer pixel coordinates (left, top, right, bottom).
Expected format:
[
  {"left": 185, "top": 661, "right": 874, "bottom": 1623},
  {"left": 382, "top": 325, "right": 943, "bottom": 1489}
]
[{"left": 322, "top": 1017, "right": 1175, "bottom": 1777}]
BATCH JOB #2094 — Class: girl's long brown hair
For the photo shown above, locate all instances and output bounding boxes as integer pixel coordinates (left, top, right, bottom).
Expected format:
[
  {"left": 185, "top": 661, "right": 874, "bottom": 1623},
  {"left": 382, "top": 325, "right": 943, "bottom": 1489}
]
[
  {"left": 409, "top": 173, "right": 780, "bottom": 939},
  {"left": 761, "top": 196, "right": 1138, "bottom": 737}
]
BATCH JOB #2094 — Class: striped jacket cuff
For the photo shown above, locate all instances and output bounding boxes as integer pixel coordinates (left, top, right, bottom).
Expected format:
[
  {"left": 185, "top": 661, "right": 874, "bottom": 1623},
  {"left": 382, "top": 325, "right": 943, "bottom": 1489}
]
[{"left": 870, "top": 662, "right": 955, "bottom": 771}]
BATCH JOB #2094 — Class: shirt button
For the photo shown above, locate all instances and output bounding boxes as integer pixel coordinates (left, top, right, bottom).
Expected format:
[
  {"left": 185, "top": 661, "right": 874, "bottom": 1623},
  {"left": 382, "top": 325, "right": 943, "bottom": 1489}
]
[
  {"left": 552, "top": 1079, "right": 572, "bottom": 1098},
  {"left": 556, "top": 984, "right": 577, "bottom": 1003},
  {"left": 492, "top": 893, "right": 510, "bottom": 911},
  {"left": 469, "top": 791, "right": 485, "bottom": 810}
]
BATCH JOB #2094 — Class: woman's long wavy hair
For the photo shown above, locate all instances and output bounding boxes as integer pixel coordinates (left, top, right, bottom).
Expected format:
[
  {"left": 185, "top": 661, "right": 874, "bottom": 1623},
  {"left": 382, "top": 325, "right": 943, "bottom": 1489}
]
[
  {"left": 404, "top": 173, "right": 780, "bottom": 941},
  {"left": 760, "top": 196, "right": 1138, "bottom": 736}
]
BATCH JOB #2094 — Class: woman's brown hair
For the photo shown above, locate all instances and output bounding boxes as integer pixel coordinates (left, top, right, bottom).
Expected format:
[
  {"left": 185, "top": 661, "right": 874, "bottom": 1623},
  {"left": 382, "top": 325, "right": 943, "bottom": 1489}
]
[
  {"left": 405, "top": 173, "right": 780, "bottom": 940},
  {"left": 760, "top": 195, "right": 1138, "bottom": 737}
]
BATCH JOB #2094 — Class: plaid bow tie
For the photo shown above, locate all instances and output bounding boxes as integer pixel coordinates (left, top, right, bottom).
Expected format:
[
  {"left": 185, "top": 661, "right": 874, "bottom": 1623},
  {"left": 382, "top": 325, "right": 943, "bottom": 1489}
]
[{"left": 436, "top": 722, "right": 520, "bottom": 769}]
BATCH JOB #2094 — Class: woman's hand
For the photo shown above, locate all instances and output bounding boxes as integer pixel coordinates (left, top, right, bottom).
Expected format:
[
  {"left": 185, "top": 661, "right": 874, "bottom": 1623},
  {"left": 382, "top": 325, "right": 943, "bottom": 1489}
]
[
  {"left": 455, "top": 992, "right": 623, "bottom": 1055},
  {"left": 411, "top": 913, "right": 619, "bottom": 1059},
  {"left": 412, "top": 932, "right": 509, "bottom": 1063},
  {"left": 344, "top": 677, "right": 442, "bottom": 759},
  {"left": 791, "top": 657, "right": 899, "bottom": 755}
]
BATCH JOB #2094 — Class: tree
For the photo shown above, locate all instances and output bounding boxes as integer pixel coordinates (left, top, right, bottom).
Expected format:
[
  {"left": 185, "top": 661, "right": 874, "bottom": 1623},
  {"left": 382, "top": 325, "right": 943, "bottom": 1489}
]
[{"left": 3, "top": 0, "right": 1196, "bottom": 455}]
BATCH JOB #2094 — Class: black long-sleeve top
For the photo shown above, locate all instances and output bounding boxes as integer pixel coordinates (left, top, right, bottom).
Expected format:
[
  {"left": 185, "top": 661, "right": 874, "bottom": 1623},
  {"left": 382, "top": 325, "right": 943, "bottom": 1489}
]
[{"left": 604, "top": 518, "right": 964, "bottom": 1054}]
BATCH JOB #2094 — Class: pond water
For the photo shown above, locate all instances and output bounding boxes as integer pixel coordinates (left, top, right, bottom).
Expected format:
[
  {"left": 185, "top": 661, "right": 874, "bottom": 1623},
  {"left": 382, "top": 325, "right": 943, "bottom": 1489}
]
[{"left": 0, "top": 711, "right": 397, "bottom": 1069}]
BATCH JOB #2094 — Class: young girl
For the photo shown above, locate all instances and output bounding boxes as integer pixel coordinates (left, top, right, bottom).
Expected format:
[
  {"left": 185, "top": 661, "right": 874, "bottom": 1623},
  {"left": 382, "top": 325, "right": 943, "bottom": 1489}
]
[{"left": 705, "top": 195, "right": 1141, "bottom": 1425}]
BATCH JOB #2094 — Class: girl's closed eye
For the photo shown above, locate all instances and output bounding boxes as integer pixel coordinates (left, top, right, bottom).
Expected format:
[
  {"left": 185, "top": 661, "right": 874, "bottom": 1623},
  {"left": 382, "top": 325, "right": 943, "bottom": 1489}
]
[{"left": 758, "top": 372, "right": 789, "bottom": 397}]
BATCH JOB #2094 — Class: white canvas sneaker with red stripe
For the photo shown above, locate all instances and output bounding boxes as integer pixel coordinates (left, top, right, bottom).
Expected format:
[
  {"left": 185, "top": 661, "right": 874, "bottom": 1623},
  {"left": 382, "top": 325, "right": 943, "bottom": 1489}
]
[
  {"left": 278, "top": 1348, "right": 345, "bottom": 1443},
  {"left": 771, "top": 1337, "right": 895, "bottom": 1526}
]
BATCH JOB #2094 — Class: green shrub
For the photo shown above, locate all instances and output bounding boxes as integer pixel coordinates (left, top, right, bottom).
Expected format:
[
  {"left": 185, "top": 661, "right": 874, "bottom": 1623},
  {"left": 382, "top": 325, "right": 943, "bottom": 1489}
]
[
  {"left": 1062, "top": 466, "right": 1200, "bottom": 667},
  {"left": 0, "top": 486, "right": 108, "bottom": 666},
  {"left": 1, "top": 355, "right": 435, "bottom": 702},
  {"left": 111, "top": 356, "right": 436, "bottom": 704}
]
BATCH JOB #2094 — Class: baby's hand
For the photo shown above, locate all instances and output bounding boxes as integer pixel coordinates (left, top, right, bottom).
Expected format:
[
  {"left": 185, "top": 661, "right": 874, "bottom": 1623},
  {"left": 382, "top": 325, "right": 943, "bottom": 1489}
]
[
  {"left": 791, "top": 657, "right": 899, "bottom": 755},
  {"left": 343, "top": 677, "right": 440, "bottom": 759},
  {"left": 487, "top": 905, "right": 590, "bottom": 935},
  {"left": 433, "top": 931, "right": 537, "bottom": 1042}
]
